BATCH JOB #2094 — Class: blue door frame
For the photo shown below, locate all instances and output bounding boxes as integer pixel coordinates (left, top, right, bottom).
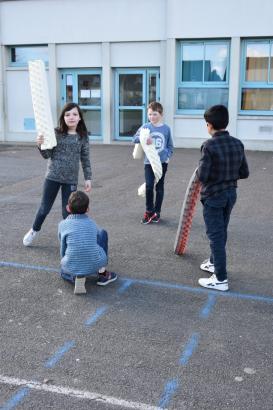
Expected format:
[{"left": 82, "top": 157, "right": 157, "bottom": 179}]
[
  {"left": 60, "top": 69, "right": 102, "bottom": 140},
  {"left": 115, "top": 68, "right": 160, "bottom": 141}
]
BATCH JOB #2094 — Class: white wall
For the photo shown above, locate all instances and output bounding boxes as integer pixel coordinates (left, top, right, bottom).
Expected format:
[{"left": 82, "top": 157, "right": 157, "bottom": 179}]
[
  {"left": 1, "top": 0, "right": 165, "bottom": 44},
  {"left": 238, "top": 118, "right": 273, "bottom": 151},
  {"left": 166, "top": 0, "right": 273, "bottom": 39},
  {"left": 5, "top": 68, "right": 56, "bottom": 142},
  {"left": 0, "top": 47, "right": 4, "bottom": 139}
]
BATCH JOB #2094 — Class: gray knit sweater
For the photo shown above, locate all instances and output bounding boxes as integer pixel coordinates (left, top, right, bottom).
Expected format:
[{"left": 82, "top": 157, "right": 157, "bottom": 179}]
[
  {"left": 39, "top": 131, "right": 92, "bottom": 184},
  {"left": 58, "top": 214, "right": 107, "bottom": 277}
]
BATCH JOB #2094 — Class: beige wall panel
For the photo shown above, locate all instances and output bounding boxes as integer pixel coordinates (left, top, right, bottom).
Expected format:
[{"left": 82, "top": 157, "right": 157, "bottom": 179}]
[
  {"left": 56, "top": 44, "right": 101, "bottom": 68},
  {"left": 110, "top": 42, "right": 161, "bottom": 67}
]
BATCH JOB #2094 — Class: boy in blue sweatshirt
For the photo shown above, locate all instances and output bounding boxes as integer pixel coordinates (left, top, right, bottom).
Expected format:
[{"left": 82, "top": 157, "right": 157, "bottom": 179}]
[
  {"left": 134, "top": 101, "right": 174, "bottom": 224},
  {"left": 58, "top": 190, "right": 117, "bottom": 294}
]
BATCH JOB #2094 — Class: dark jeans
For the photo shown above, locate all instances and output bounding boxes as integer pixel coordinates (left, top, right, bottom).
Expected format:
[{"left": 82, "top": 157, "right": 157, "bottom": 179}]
[
  {"left": 33, "top": 178, "right": 77, "bottom": 231},
  {"left": 61, "top": 228, "right": 108, "bottom": 282},
  {"left": 97, "top": 228, "right": 108, "bottom": 256},
  {"left": 202, "top": 188, "right": 237, "bottom": 281},
  {"left": 145, "top": 163, "right": 168, "bottom": 214}
]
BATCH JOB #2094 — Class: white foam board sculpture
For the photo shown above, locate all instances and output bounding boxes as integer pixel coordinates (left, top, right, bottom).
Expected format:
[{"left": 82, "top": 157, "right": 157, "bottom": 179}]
[
  {"left": 28, "top": 60, "right": 57, "bottom": 150},
  {"left": 136, "top": 127, "right": 162, "bottom": 197},
  {"left": 132, "top": 143, "right": 144, "bottom": 159}
]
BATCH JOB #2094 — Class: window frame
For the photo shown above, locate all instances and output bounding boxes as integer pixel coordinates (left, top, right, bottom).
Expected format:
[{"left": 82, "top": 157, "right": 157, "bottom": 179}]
[
  {"left": 60, "top": 69, "right": 103, "bottom": 140},
  {"left": 176, "top": 39, "right": 230, "bottom": 115},
  {"left": 8, "top": 45, "right": 49, "bottom": 67},
  {"left": 240, "top": 38, "right": 273, "bottom": 116}
]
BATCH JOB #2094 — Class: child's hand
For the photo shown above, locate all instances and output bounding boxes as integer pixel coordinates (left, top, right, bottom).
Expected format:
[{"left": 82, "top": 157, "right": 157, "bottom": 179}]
[
  {"left": 146, "top": 137, "right": 153, "bottom": 145},
  {"left": 84, "top": 180, "right": 92, "bottom": 193},
  {"left": 37, "top": 134, "right": 44, "bottom": 146}
]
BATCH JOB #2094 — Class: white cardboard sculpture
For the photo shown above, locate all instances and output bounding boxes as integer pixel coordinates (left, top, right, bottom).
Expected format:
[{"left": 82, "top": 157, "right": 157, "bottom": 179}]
[
  {"left": 135, "top": 128, "right": 162, "bottom": 197},
  {"left": 132, "top": 143, "right": 144, "bottom": 159},
  {"left": 28, "top": 60, "right": 57, "bottom": 150},
  {"left": 139, "top": 128, "right": 162, "bottom": 182}
]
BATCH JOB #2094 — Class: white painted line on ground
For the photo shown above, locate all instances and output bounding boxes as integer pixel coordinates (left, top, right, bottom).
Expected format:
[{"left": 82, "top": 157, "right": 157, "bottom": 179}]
[{"left": 0, "top": 375, "right": 162, "bottom": 410}]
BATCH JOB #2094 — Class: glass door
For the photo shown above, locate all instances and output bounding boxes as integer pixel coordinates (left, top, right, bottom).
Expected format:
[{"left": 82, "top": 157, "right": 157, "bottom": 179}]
[
  {"left": 115, "top": 68, "right": 160, "bottom": 140},
  {"left": 60, "top": 69, "right": 102, "bottom": 140}
]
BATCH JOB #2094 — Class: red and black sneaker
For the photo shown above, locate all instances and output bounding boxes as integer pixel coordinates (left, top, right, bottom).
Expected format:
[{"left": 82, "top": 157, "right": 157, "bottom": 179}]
[
  {"left": 150, "top": 212, "right": 160, "bottom": 223},
  {"left": 141, "top": 211, "right": 153, "bottom": 224}
]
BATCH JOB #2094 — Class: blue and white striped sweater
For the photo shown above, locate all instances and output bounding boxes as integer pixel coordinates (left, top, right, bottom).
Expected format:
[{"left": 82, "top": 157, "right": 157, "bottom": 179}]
[{"left": 58, "top": 214, "right": 107, "bottom": 277}]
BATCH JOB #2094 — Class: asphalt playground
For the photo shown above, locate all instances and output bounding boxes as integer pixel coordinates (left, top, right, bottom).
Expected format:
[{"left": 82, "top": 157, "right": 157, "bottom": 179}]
[{"left": 0, "top": 143, "right": 272, "bottom": 410}]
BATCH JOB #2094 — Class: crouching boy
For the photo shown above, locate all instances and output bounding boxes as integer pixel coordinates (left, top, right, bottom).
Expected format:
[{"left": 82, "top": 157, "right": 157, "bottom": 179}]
[{"left": 58, "top": 190, "right": 117, "bottom": 294}]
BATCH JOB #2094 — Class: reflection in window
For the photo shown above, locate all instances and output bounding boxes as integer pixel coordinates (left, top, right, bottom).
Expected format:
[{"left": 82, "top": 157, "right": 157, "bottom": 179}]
[
  {"left": 204, "top": 44, "right": 227, "bottom": 82},
  {"left": 181, "top": 43, "right": 228, "bottom": 83},
  {"left": 78, "top": 75, "right": 101, "bottom": 106},
  {"left": 10, "top": 46, "right": 48, "bottom": 66},
  {"left": 246, "top": 43, "right": 269, "bottom": 82},
  {"left": 182, "top": 44, "right": 203, "bottom": 82},
  {"left": 119, "top": 74, "right": 143, "bottom": 106},
  {"left": 148, "top": 73, "right": 157, "bottom": 103},
  {"left": 119, "top": 110, "right": 143, "bottom": 136},
  {"left": 66, "top": 75, "right": 73, "bottom": 103},
  {"left": 178, "top": 41, "right": 229, "bottom": 112},
  {"left": 241, "top": 89, "right": 273, "bottom": 111},
  {"left": 241, "top": 40, "right": 273, "bottom": 113},
  {"left": 82, "top": 110, "right": 101, "bottom": 136},
  {"left": 178, "top": 88, "right": 228, "bottom": 111}
]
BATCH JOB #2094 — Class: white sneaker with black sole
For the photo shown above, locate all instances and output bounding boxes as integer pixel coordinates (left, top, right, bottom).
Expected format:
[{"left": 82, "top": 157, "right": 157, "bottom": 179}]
[
  {"left": 200, "top": 258, "right": 215, "bottom": 273},
  {"left": 23, "top": 228, "right": 38, "bottom": 246},
  {"left": 74, "top": 277, "right": 86, "bottom": 294},
  {"left": 198, "top": 274, "right": 229, "bottom": 292}
]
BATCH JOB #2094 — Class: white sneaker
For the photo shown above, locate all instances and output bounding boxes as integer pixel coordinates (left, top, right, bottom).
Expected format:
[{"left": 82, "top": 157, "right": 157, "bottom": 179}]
[
  {"left": 74, "top": 277, "right": 86, "bottom": 294},
  {"left": 23, "top": 229, "right": 38, "bottom": 246},
  {"left": 200, "top": 258, "right": 215, "bottom": 273},
  {"left": 198, "top": 274, "right": 229, "bottom": 292}
]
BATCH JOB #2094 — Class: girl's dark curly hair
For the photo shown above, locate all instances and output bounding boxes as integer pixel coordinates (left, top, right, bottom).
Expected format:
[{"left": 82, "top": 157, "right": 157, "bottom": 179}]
[{"left": 56, "top": 102, "right": 88, "bottom": 138}]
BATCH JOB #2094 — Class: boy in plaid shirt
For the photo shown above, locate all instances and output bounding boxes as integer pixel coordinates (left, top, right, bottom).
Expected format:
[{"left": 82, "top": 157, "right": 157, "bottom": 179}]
[{"left": 197, "top": 105, "right": 249, "bottom": 291}]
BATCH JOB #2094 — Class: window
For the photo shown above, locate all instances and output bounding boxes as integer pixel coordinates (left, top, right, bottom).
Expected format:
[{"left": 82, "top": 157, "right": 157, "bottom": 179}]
[
  {"left": 177, "top": 41, "right": 229, "bottom": 113},
  {"left": 240, "top": 39, "right": 273, "bottom": 114},
  {"left": 9, "top": 45, "right": 48, "bottom": 67}
]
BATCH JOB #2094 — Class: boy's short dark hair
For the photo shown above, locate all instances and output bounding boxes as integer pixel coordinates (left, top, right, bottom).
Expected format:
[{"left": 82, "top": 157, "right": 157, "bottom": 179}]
[
  {"left": 68, "top": 191, "right": 89, "bottom": 214},
  {"left": 204, "top": 105, "right": 229, "bottom": 130},
  {"left": 148, "top": 101, "right": 163, "bottom": 114}
]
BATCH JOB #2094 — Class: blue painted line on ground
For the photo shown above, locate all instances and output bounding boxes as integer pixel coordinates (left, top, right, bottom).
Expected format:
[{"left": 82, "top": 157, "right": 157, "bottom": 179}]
[
  {"left": 44, "top": 340, "right": 75, "bottom": 369},
  {"left": 0, "top": 261, "right": 56, "bottom": 272},
  {"left": 85, "top": 305, "right": 108, "bottom": 326},
  {"left": 0, "top": 386, "right": 30, "bottom": 410},
  {"left": 117, "top": 279, "right": 133, "bottom": 294},
  {"left": 158, "top": 379, "right": 179, "bottom": 409},
  {"left": 199, "top": 294, "right": 217, "bottom": 319},
  {"left": 179, "top": 332, "right": 199, "bottom": 366},
  {"left": 132, "top": 278, "right": 273, "bottom": 304},
  {"left": 1, "top": 260, "right": 273, "bottom": 304}
]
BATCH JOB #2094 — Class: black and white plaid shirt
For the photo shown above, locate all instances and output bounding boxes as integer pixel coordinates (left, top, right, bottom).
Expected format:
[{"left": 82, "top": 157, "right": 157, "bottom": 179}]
[{"left": 197, "top": 131, "right": 249, "bottom": 199}]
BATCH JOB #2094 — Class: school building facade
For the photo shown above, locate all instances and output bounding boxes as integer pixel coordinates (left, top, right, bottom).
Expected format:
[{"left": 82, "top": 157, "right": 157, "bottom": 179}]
[{"left": 0, "top": 0, "right": 273, "bottom": 150}]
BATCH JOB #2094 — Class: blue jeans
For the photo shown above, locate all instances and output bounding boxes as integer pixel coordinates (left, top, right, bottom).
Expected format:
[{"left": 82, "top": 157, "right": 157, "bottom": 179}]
[
  {"left": 145, "top": 163, "right": 168, "bottom": 214},
  {"left": 61, "top": 228, "right": 108, "bottom": 282},
  {"left": 202, "top": 188, "right": 237, "bottom": 281},
  {"left": 33, "top": 178, "right": 77, "bottom": 231}
]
